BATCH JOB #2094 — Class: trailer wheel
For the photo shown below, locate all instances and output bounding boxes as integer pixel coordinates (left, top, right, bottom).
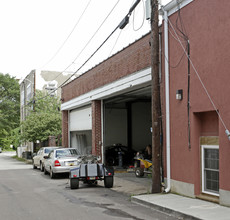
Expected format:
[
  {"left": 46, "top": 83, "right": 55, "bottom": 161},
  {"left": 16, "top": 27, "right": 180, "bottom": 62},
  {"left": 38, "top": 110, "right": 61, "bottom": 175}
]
[
  {"left": 104, "top": 176, "right": 113, "bottom": 188},
  {"left": 70, "top": 178, "right": 79, "bottom": 189},
  {"left": 135, "top": 167, "right": 144, "bottom": 177}
]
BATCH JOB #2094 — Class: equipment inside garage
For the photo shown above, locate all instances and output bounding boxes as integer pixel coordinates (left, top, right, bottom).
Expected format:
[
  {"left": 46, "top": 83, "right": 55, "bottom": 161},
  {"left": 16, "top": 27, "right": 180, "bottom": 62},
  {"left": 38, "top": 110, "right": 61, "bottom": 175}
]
[{"left": 103, "top": 86, "right": 152, "bottom": 168}]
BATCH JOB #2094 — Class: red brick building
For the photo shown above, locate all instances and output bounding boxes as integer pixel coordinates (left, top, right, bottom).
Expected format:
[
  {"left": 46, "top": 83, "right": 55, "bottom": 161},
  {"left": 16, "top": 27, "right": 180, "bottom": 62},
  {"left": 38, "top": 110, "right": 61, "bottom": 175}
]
[
  {"left": 61, "top": 0, "right": 230, "bottom": 206},
  {"left": 61, "top": 31, "right": 152, "bottom": 161}
]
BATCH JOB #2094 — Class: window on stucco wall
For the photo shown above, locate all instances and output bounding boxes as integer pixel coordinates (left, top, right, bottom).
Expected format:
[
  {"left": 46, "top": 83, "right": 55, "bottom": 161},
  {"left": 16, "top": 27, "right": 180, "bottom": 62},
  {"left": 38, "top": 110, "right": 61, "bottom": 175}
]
[{"left": 201, "top": 145, "right": 219, "bottom": 196}]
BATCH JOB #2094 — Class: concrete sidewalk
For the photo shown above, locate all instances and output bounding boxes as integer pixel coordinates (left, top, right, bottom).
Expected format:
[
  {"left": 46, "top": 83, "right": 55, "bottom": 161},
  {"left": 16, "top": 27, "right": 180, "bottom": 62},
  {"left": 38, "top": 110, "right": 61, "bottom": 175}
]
[
  {"left": 132, "top": 194, "right": 230, "bottom": 220},
  {"left": 110, "top": 173, "right": 230, "bottom": 220}
]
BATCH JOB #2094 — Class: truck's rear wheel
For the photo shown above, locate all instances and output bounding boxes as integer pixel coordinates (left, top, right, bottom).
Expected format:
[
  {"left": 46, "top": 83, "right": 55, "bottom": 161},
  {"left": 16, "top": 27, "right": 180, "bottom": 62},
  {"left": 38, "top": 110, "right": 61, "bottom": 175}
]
[
  {"left": 104, "top": 176, "right": 113, "bottom": 188},
  {"left": 70, "top": 178, "right": 79, "bottom": 189}
]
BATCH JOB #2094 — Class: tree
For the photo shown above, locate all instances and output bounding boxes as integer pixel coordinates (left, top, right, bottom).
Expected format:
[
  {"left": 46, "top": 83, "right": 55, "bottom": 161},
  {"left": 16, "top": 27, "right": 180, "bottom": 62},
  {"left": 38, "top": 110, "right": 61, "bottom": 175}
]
[
  {"left": 0, "top": 73, "right": 20, "bottom": 149},
  {"left": 0, "top": 73, "right": 20, "bottom": 131},
  {"left": 21, "top": 90, "right": 62, "bottom": 144}
]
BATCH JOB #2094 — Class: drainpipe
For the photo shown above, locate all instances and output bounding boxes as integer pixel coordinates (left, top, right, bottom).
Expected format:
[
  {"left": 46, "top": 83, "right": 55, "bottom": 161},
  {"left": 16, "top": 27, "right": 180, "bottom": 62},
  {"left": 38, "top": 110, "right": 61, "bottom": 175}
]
[
  {"left": 101, "top": 100, "right": 104, "bottom": 163},
  {"left": 68, "top": 110, "right": 70, "bottom": 148},
  {"left": 163, "top": 9, "right": 171, "bottom": 193}
]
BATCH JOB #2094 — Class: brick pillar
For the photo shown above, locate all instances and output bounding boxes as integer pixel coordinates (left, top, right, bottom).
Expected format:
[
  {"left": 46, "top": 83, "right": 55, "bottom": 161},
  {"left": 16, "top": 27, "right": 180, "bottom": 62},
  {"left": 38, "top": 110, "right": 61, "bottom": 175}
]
[
  {"left": 92, "top": 100, "right": 102, "bottom": 157},
  {"left": 62, "top": 110, "right": 69, "bottom": 148},
  {"left": 48, "top": 136, "right": 56, "bottom": 146}
]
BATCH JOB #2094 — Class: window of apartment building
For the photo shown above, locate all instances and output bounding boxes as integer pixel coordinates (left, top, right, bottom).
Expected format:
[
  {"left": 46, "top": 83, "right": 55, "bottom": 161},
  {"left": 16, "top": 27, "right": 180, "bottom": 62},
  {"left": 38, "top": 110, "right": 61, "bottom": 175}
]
[
  {"left": 21, "top": 90, "right": 25, "bottom": 106},
  {"left": 201, "top": 145, "right": 219, "bottom": 196},
  {"left": 27, "top": 84, "right": 32, "bottom": 101}
]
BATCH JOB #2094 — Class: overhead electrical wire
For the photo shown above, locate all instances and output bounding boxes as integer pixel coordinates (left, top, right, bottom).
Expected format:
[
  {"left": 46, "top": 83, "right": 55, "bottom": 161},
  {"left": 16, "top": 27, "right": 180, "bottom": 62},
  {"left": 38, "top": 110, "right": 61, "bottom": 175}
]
[
  {"left": 62, "top": 0, "right": 121, "bottom": 75},
  {"left": 108, "top": 29, "right": 122, "bottom": 56},
  {"left": 132, "top": 0, "right": 145, "bottom": 31},
  {"left": 29, "top": 0, "right": 141, "bottom": 104},
  {"left": 40, "top": 0, "right": 92, "bottom": 70},
  {"left": 45, "top": 0, "right": 120, "bottom": 84}
]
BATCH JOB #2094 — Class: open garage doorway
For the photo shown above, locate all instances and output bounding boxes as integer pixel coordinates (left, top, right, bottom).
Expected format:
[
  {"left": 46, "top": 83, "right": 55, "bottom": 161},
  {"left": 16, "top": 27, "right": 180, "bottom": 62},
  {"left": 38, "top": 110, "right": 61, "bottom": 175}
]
[{"left": 103, "top": 86, "right": 152, "bottom": 168}]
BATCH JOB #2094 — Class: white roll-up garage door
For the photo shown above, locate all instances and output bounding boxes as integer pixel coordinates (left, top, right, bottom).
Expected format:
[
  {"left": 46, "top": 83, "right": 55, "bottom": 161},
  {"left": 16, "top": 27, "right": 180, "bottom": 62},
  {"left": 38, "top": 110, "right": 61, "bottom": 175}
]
[{"left": 69, "top": 106, "right": 92, "bottom": 131}]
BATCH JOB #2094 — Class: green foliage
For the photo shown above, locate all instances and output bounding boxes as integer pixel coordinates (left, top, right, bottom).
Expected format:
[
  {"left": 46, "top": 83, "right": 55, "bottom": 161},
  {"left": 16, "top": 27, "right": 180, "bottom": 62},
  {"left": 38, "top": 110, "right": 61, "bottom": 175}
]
[
  {"left": 21, "top": 90, "right": 61, "bottom": 143},
  {"left": 9, "top": 127, "right": 21, "bottom": 149},
  {"left": 0, "top": 129, "right": 11, "bottom": 149},
  {"left": 0, "top": 73, "right": 20, "bottom": 131},
  {"left": 0, "top": 73, "right": 20, "bottom": 149}
]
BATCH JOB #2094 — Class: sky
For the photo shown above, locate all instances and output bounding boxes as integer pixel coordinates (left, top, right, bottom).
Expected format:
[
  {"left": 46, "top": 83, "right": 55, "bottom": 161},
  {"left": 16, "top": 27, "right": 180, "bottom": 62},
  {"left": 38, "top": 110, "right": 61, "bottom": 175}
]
[{"left": 0, "top": 0, "right": 170, "bottom": 86}]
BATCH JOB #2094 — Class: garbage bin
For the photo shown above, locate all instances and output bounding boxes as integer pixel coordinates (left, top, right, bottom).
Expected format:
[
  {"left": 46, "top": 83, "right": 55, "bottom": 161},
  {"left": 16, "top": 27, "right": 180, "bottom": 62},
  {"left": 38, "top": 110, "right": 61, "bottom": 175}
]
[{"left": 23, "top": 151, "right": 32, "bottom": 159}]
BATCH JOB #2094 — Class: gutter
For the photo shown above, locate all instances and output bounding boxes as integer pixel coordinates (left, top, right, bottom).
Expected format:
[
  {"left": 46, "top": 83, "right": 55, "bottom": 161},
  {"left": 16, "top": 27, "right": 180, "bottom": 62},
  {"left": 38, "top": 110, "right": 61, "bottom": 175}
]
[{"left": 163, "top": 9, "right": 171, "bottom": 193}]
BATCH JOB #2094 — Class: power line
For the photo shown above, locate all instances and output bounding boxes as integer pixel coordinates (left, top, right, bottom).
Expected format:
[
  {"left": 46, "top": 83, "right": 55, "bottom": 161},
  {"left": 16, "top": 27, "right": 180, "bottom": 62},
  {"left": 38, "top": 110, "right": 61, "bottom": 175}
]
[
  {"left": 48, "top": 0, "right": 121, "bottom": 83},
  {"left": 132, "top": 0, "right": 145, "bottom": 31},
  {"left": 108, "top": 29, "right": 122, "bottom": 56},
  {"left": 40, "top": 0, "right": 92, "bottom": 70},
  {"left": 62, "top": 0, "right": 121, "bottom": 75},
  {"left": 31, "top": 0, "right": 141, "bottom": 104}
]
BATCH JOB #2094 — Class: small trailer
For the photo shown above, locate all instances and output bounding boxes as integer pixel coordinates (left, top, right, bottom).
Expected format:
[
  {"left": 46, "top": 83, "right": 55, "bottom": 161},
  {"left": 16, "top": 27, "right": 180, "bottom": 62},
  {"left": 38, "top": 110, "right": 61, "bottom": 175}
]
[{"left": 69, "top": 162, "right": 114, "bottom": 189}]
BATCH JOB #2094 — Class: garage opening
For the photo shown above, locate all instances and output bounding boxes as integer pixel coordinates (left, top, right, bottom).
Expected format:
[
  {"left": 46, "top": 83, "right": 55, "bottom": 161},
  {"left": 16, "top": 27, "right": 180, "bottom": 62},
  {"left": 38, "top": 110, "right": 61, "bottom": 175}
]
[{"left": 103, "top": 86, "right": 151, "bottom": 168}]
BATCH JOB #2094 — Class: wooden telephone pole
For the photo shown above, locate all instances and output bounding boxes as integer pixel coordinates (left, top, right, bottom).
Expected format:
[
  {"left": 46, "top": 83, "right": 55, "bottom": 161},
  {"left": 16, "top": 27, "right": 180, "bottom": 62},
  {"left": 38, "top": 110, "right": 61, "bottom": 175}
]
[{"left": 151, "top": 0, "right": 161, "bottom": 193}]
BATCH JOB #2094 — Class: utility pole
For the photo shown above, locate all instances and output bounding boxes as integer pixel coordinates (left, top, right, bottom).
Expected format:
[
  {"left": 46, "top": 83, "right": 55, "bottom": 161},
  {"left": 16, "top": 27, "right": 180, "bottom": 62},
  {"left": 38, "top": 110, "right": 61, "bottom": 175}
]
[{"left": 151, "top": 0, "right": 161, "bottom": 193}]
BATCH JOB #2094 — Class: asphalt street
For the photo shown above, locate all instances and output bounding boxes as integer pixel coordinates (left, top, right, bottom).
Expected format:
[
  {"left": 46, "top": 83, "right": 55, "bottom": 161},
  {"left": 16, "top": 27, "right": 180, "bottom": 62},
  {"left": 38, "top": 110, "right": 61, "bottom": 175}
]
[{"left": 0, "top": 152, "right": 178, "bottom": 220}]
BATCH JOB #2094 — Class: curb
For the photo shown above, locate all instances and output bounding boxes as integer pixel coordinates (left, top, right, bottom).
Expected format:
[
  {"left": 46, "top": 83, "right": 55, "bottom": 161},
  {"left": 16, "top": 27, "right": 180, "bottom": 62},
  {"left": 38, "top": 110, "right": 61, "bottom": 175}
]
[{"left": 131, "top": 196, "right": 202, "bottom": 220}]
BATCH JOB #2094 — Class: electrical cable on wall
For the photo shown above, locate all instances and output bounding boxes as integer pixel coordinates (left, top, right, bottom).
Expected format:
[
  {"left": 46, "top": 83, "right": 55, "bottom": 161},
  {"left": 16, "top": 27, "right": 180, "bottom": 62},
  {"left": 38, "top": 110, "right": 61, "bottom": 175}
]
[
  {"left": 163, "top": 9, "right": 230, "bottom": 141},
  {"left": 175, "top": 3, "right": 191, "bottom": 149},
  {"left": 166, "top": 2, "right": 191, "bottom": 149}
]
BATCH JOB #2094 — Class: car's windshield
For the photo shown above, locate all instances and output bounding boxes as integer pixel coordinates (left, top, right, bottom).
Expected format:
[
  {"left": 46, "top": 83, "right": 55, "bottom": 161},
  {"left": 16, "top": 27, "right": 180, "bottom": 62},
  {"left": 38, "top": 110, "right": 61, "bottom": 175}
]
[
  {"left": 44, "top": 148, "right": 56, "bottom": 154},
  {"left": 55, "top": 149, "right": 79, "bottom": 158}
]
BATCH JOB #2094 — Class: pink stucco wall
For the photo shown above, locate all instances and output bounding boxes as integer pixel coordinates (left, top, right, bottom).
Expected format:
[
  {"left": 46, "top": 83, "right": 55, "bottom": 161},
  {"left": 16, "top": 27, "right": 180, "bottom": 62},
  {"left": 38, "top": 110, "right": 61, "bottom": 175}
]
[{"left": 164, "top": 0, "right": 230, "bottom": 194}]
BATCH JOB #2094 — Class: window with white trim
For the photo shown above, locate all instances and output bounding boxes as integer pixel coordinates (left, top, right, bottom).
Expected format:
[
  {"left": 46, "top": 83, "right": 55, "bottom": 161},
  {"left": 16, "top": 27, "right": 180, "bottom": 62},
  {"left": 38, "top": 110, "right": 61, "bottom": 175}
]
[{"left": 201, "top": 145, "right": 219, "bottom": 196}]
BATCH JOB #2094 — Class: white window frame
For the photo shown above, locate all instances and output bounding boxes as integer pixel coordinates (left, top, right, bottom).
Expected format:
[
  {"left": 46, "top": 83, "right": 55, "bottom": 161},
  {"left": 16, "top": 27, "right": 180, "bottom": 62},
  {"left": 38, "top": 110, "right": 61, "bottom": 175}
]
[{"left": 201, "top": 145, "right": 219, "bottom": 196}]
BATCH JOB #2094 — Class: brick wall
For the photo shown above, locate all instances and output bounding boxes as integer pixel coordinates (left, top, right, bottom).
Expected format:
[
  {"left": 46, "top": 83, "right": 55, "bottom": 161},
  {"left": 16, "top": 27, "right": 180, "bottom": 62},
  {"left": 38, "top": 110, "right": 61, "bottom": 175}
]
[
  {"left": 48, "top": 136, "right": 56, "bottom": 146},
  {"left": 62, "top": 110, "right": 69, "bottom": 148},
  {"left": 61, "top": 33, "right": 151, "bottom": 154},
  {"left": 92, "top": 100, "right": 101, "bottom": 156},
  {"left": 61, "top": 33, "right": 151, "bottom": 103}
]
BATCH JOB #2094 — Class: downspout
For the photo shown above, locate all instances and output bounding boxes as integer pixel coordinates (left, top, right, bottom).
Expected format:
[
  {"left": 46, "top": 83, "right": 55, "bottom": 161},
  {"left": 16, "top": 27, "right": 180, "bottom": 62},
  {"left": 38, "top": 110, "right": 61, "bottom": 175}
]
[
  {"left": 101, "top": 100, "right": 104, "bottom": 163},
  {"left": 163, "top": 9, "right": 171, "bottom": 193},
  {"left": 68, "top": 110, "right": 70, "bottom": 148}
]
